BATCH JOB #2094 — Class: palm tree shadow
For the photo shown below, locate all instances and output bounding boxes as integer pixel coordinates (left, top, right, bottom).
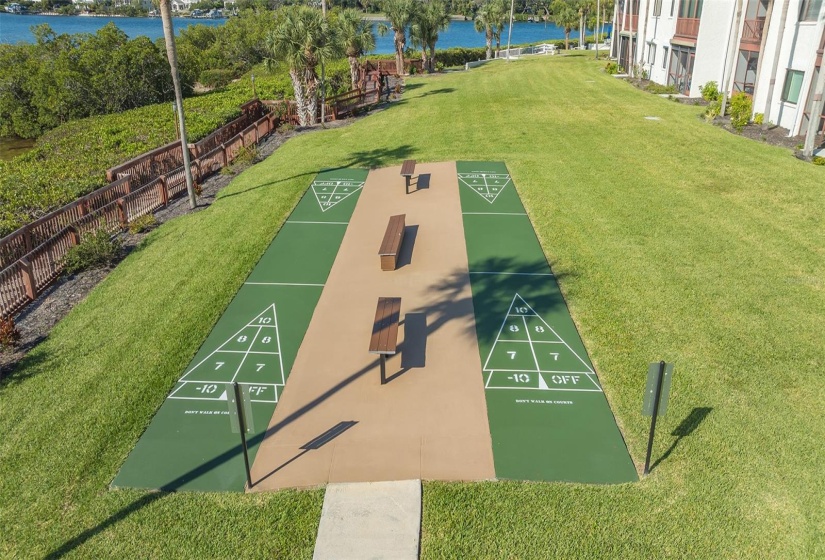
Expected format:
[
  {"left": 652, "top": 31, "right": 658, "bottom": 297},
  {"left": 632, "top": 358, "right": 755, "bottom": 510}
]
[
  {"left": 218, "top": 145, "right": 416, "bottom": 200},
  {"left": 650, "top": 407, "right": 713, "bottom": 472}
]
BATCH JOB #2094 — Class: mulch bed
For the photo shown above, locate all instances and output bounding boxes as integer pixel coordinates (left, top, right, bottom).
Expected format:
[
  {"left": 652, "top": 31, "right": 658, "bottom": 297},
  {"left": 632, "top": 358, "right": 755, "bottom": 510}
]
[{"left": 0, "top": 87, "right": 404, "bottom": 380}]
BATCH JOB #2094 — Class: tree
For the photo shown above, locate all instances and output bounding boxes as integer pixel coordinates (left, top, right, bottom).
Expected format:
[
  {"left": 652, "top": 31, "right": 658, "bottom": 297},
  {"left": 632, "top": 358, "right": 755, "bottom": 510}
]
[
  {"left": 474, "top": 0, "right": 506, "bottom": 60},
  {"left": 265, "top": 5, "right": 340, "bottom": 126},
  {"left": 336, "top": 8, "right": 376, "bottom": 89},
  {"left": 159, "top": 0, "right": 197, "bottom": 209},
  {"left": 551, "top": 0, "right": 578, "bottom": 50},
  {"left": 378, "top": 0, "right": 417, "bottom": 75},
  {"left": 489, "top": 0, "right": 508, "bottom": 55},
  {"left": 410, "top": 0, "right": 451, "bottom": 73}
]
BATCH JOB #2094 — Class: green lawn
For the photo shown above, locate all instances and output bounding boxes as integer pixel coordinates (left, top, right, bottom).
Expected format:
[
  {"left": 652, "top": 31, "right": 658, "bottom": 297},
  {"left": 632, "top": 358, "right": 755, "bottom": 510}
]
[{"left": 1, "top": 53, "right": 823, "bottom": 558}]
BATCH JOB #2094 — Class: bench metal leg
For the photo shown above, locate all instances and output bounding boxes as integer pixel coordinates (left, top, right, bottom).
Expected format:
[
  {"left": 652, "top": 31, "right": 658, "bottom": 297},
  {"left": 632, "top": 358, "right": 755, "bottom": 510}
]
[
  {"left": 380, "top": 354, "right": 386, "bottom": 385},
  {"left": 405, "top": 176, "right": 410, "bottom": 194}
]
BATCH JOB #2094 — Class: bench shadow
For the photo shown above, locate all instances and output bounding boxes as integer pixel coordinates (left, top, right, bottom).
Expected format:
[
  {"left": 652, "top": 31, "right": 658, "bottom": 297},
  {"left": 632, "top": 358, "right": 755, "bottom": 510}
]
[
  {"left": 388, "top": 312, "right": 426, "bottom": 382},
  {"left": 650, "top": 407, "right": 713, "bottom": 472},
  {"left": 396, "top": 225, "right": 418, "bottom": 268},
  {"left": 254, "top": 421, "right": 358, "bottom": 486},
  {"left": 412, "top": 173, "right": 430, "bottom": 192}
]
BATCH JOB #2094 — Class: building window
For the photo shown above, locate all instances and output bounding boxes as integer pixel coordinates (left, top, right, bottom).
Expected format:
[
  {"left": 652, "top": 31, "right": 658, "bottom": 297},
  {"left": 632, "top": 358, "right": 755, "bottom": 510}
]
[
  {"left": 679, "top": 0, "right": 703, "bottom": 19},
  {"left": 781, "top": 70, "right": 805, "bottom": 103},
  {"left": 799, "top": 0, "right": 822, "bottom": 21},
  {"left": 668, "top": 45, "right": 695, "bottom": 95},
  {"left": 648, "top": 44, "right": 657, "bottom": 64},
  {"left": 653, "top": 0, "right": 663, "bottom": 16},
  {"left": 733, "top": 50, "right": 759, "bottom": 94},
  {"left": 670, "top": 0, "right": 676, "bottom": 16},
  {"left": 662, "top": 46, "right": 669, "bottom": 67}
]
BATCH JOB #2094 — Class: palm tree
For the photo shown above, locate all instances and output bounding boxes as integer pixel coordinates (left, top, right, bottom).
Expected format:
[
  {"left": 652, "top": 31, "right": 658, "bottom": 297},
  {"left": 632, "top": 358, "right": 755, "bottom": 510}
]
[
  {"left": 337, "top": 9, "right": 376, "bottom": 89},
  {"left": 474, "top": 0, "right": 505, "bottom": 60},
  {"left": 410, "top": 0, "right": 451, "bottom": 73},
  {"left": 158, "top": 0, "right": 196, "bottom": 209},
  {"left": 551, "top": 0, "right": 578, "bottom": 50},
  {"left": 265, "top": 5, "right": 340, "bottom": 126},
  {"left": 378, "top": 0, "right": 417, "bottom": 75}
]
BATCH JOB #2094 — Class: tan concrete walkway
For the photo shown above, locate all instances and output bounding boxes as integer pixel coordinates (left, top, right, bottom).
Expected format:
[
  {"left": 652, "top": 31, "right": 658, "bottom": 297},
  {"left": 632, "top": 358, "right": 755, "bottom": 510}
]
[{"left": 249, "top": 162, "right": 495, "bottom": 490}]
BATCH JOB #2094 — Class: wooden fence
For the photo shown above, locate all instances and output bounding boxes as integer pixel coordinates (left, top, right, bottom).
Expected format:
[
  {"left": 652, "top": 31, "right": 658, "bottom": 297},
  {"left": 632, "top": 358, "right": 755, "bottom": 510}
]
[{"left": 0, "top": 85, "right": 383, "bottom": 319}]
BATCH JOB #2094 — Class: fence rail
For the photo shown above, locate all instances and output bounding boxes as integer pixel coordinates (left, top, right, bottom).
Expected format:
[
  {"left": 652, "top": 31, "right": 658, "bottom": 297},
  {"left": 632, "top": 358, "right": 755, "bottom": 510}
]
[{"left": 1, "top": 84, "right": 381, "bottom": 319}]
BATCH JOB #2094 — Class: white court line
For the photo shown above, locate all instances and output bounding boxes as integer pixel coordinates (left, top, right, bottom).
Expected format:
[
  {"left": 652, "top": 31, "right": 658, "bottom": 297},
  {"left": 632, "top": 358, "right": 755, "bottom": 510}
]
[
  {"left": 488, "top": 368, "right": 600, "bottom": 375},
  {"left": 462, "top": 212, "right": 527, "bottom": 216},
  {"left": 287, "top": 221, "right": 349, "bottom": 225},
  {"left": 492, "top": 339, "right": 564, "bottom": 344},
  {"left": 208, "top": 350, "right": 280, "bottom": 355},
  {"left": 483, "top": 293, "right": 521, "bottom": 384},
  {"left": 522, "top": 315, "right": 542, "bottom": 373},
  {"left": 175, "top": 380, "right": 280, "bottom": 387},
  {"left": 470, "top": 271, "right": 554, "bottom": 276},
  {"left": 483, "top": 385, "right": 603, "bottom": 393},
  {"left": 230, "top": 325, "right": 263, "bottom": 383},
  {"left": 244, "top": 282, "right": 325, "bottom": 286}
]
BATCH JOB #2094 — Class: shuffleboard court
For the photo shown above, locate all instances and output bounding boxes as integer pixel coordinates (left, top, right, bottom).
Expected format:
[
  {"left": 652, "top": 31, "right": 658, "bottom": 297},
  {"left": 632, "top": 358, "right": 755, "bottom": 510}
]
[
  {"left": 457, "top": 161, "right": 637, "bottom": 484},
  {"left": 113, "top": 168, "right": 368, "bottom": 491}
]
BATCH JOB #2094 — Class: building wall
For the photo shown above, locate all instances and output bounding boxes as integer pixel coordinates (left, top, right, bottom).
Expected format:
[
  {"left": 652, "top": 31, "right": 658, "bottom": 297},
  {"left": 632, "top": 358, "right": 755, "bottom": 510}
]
[{"left": 625, "top": 0, "right": 825, "bottom": 136}]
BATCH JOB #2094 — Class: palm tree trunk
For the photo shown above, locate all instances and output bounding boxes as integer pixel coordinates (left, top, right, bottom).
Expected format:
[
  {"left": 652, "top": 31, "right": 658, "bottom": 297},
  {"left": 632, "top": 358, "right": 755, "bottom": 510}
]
[
  {"left": 428, "top": 43, "right": 436, "bottom": 73},
  {"left": 289, "top": 69, "right": 310, "bottom": 127},
  {"left": 159, "top": 0, "right": 196, "bottom": 209},
  {"left": 394, "top": 29, "right": 406, "bottom": 75},
  {"left": 486, "top": 29, "right": 493, "bottom": 59},
  {"left": 564, "top": 29, "right": 570, "bottom": 51},
  {"left": 348, "top": 56, "right": 360, "bottom": 90}
]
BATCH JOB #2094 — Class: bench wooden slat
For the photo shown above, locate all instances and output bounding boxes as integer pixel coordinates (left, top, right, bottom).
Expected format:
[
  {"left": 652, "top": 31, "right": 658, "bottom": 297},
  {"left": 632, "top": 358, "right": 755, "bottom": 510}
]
[
  {"left": 400, "top": 159, "right": 416, "bottom": 177},
  {"left": 378, "top": 214, "right": 405, "bottom": 271},
  {"left": 369, "top": 297, "right": 401, "bottom": 354}
]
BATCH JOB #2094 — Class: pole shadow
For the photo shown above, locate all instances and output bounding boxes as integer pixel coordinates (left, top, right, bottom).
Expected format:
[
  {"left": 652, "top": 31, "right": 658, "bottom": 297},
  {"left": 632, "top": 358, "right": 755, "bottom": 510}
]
[
  {"left": 254, "top": 420, "right": 358, "bottom": 486},
  {"left": 650, "top": 407, "right": 713, "bottom": 472}
]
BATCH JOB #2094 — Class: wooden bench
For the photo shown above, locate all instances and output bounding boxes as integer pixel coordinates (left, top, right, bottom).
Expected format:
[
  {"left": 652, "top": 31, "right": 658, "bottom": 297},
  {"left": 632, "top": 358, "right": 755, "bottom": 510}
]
[
  {"left": 379, "top": 214, "right": 406, "bottom": 271},
  {"left": 369, "top": 297, "right": 402, "bottom": 384},
  {"left": 400, "top": 159, "right": 416, "bottom": 193}
]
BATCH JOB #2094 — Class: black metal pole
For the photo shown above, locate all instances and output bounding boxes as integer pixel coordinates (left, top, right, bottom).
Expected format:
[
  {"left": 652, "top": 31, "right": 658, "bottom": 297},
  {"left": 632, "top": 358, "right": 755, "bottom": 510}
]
[
  {"left": 643, "top": 361, "right": 666, "bottom": 475},
  {"left": 380, "top": 355, "right": 386, "bottom": 385},
  {"left": 233, "top": 381, "right": 253, "bottom": 489}
]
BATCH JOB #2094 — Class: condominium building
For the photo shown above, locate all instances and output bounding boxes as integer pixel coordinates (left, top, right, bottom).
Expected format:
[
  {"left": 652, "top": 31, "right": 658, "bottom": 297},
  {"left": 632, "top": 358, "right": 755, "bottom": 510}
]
[{"left": 612, "top": 0, "right": 825, "bottom": 138}]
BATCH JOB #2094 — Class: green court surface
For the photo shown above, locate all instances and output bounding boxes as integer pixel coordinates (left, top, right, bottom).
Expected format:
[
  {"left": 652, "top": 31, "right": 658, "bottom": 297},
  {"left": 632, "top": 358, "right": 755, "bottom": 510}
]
[
  {"left": 457, "top": 161, "right": 638, "bottom": 484},
  {"left": 113, "top": 168, "right": 368, "bottom": 491}
]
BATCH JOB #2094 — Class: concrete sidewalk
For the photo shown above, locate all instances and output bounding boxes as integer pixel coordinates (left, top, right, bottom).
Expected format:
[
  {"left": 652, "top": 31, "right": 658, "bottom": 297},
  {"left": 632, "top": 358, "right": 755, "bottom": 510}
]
[{"left": 312, "top": 480, "right": 421, "bottom": 560}]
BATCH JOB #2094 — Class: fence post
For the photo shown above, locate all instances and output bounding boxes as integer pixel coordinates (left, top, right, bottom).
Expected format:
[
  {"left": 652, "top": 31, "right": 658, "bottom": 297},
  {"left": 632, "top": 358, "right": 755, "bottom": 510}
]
[
  {"left": 22, "top": 225, "right": 33, "bottom": 254},
  {"left": 123, "top": 176, "right": 132, "bottom": 195},
  {"left": 158, "top": 176, "right": 169, "bottom": 206},
  {"left": 78, "top": 197, "right": 88, "bottom": 217},
  {"left": 20, "top": 257, "right": 36, "bottom": 301},
  {"left": 221, "top": 143, "right": 228, "bottom": 165},
  {"left": 117, "top": 198, "right": 128, "bottom": 228},
  {"left": 67, "top": 225, "right": 80, "bottom": 246}
]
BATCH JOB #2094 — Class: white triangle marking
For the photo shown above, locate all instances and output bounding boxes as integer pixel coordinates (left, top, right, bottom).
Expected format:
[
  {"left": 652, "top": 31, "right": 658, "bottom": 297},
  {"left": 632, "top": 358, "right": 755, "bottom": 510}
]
[
  {"left": 311, "top": 180, "right": 364, "bottom": 212},
  {"left": 458, "top": 172, "right": 512, "bottom": 204},
  {"left": 538, "top": 374, "right": 549, "bottom": 390}
]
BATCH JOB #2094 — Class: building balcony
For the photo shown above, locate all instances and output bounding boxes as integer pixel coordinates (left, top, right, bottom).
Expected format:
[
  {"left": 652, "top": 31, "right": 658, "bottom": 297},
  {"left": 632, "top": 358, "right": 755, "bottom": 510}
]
[
  {"left": 622, "top": 13, "right": 638, "bottom": 33},
  {"left": 741, "top": 19, "right": 766, "bottom": 46},
  {"left": 674, "top": 17, "right": 700, "bottom": 43}
]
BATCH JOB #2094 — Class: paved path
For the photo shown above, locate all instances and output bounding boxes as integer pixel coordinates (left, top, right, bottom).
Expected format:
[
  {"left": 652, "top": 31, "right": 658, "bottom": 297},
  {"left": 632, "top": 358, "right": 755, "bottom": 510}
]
[
  {"left": 249, "top": 162, "right": 495, "bottom": 490},
  {"left": 312, "top": 480, "right": 421, "bottom": 560}
]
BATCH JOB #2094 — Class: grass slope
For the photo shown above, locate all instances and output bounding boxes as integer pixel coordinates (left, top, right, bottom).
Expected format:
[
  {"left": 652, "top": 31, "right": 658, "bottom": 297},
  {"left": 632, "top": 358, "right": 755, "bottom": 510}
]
[{"left": 1, "top": 54, "right": 823, "bottom": 558}]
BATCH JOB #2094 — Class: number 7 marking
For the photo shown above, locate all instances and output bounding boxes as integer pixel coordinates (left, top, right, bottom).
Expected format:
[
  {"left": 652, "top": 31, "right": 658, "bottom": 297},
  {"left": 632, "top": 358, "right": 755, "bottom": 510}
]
[
  {"left": 549, "top": 353, "right": 559, "bottom": 361},
  {"left": 256, "top": 363, "right": 265, "bottom": 372},
  {"left": 507, "top": 351, "right": 516, "bottom": 360}
]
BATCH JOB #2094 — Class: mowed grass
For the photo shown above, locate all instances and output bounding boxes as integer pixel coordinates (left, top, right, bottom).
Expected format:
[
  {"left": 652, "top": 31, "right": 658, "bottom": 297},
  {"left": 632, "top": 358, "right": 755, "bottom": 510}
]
[{"left": 1, "top": 53, "right": 823, "bottom": 558}]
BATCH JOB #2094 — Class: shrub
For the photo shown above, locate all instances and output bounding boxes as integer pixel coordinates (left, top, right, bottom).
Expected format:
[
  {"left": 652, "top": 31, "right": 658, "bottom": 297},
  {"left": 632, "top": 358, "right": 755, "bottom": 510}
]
[
  {"left": 729, "top": 92, "right": 753, "bottom": 132},
  {"left": 199, "top": 68, "right": 235, "bottom": 89},
  {"left": 705, "top": 99, "right": 722, "bottom": 121},
  {"left": 753, "top": 112, "right": 764, "bottom": 126},
  {"left": 605, "top": 62, "right": 622, "bottom": 75},
  {"left": 645, "top": 83, "right": 679, "bottom": 94},
  {"left": 63, "top": 228, "right": 123, "bottom": 274},
  {"left": 435, "top": 47, "right": 486, "bottom": 67},
  {"left": 0, "top": 316, "right": 21, "bottom": 352},
  {"left": 128, "top": 214, "right": 157, "bottom": 234},
  {"left": 232, "top": 145, "right": 259, "bottom": 167},
  {"left": 700, "top": 81, "right": 720, "bottom": 102},
  {"left": 813, "top": 156, "right": 825, "bottom": 166}
]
